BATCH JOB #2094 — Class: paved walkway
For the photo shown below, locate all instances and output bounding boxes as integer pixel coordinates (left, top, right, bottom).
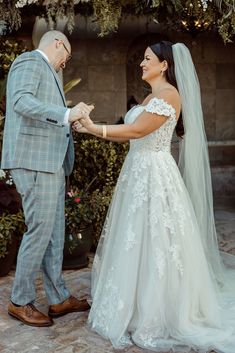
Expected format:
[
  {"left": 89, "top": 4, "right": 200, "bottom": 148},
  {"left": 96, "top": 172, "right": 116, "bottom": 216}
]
[{"left": 0, "top": 198, "right": 234, "bottom": 353}]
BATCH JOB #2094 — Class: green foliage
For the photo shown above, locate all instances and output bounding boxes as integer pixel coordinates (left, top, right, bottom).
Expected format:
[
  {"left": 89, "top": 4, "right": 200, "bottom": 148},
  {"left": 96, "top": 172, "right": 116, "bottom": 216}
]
[
  {"left": 65, "top": 190, "right": 97, "bottom": 234},
  {"left": 0, "top": 37, "right": 27, "bottom": 117},
  {"left": 92, "top": 0, "right": 122, "bottom": 36},
  {"left": 217, "top": 12, "right": 235, "bottom": 43},
  {"left": 0, "top": 37, "right": 27, "bottom": 155},
  {"left": 0, "top": 38, "right": 27, "bottom": 259},
  {"left": 46, "top": 0, "right": 76, "bottom": 34},
  {"left": 91, "top": 0, "right": 235, "bottom": 42},
  {"left": 0, "top": 1, "right": 235, "bottom": 42},
  {"left": 0, "top": 38, "right": 27, "bottom": 80},
  {"left": 0, "top": 0, "right": 22, "bottom": 34},
  {"left": 0, "top": 211, "right": 25, "bottom": 258},
  {"left": 70, "top": 133, "right": 129, "bottom": 245}
]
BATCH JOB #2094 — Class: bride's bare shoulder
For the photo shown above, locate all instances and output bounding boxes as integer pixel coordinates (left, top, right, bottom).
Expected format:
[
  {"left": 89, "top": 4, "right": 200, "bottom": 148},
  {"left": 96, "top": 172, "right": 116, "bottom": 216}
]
[
  {"left": 158, "top": 86, "right": 180, "bottom": 101},
  {"left": 157, "top": 87, "right": 181, "bottom": 118},
  {"left": 141, "top": 94, "right": 152, "bottom": 105}
]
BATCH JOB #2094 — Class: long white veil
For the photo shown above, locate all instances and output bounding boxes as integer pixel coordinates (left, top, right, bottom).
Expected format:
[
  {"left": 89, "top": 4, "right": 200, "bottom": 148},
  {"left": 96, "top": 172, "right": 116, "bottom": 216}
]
[{"left": 172, "top": 43, "right": 234, "bottom": 286}]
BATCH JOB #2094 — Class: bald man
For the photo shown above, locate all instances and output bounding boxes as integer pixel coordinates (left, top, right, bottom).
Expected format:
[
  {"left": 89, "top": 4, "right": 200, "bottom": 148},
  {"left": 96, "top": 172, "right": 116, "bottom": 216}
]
[{"left": 1, "top": 30, "right": 93, "bottom": 326}]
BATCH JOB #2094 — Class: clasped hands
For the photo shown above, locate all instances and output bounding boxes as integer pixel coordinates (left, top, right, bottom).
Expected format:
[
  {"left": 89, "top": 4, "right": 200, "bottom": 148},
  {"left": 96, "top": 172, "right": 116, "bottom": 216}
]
[
  {"left": 69, "top": 102, "right": 94, "bottom": 123},
  {"left": 68, "top": 102, "right": 94, "bottom": 132}
]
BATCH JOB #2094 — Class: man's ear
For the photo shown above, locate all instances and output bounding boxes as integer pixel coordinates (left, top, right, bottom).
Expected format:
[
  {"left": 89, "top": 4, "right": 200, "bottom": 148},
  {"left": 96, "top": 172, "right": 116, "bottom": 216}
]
[{"left": 55, "top": 40, "right": 61, "bottom": 50}]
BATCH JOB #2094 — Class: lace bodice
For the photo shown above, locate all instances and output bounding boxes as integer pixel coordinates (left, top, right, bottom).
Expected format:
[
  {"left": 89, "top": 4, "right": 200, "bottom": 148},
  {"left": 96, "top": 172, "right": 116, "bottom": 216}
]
[{"left": 124, "top": 97, "right": 177, "bottom": 153}]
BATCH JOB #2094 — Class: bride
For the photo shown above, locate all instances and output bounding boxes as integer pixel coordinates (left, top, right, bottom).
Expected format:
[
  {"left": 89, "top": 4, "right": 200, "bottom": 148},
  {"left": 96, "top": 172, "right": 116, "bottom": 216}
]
[{"left": 75, "top": 41, "right": 235, "bottom": 353}]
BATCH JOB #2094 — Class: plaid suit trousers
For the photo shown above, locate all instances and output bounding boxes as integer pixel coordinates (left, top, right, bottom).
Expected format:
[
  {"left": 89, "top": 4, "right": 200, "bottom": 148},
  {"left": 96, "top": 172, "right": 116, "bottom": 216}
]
[{"left": 10, "top": 167, "right": 70, "bottom": 305}]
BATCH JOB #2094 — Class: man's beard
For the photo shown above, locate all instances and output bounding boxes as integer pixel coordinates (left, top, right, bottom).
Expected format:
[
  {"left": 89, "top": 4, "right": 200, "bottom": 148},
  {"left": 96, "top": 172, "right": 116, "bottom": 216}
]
[{"left": 50, "top": 59, "right": 60, "bottom": 72}]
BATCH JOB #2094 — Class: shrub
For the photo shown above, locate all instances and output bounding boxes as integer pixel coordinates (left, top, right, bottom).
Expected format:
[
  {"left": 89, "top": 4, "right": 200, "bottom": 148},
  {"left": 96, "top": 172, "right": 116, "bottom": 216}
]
[
  {"left": 70, "top": 133, "right": 129, "bottom": 246},
  {"left": 0, "top": 211, "right": 25, "bottom": 258}
]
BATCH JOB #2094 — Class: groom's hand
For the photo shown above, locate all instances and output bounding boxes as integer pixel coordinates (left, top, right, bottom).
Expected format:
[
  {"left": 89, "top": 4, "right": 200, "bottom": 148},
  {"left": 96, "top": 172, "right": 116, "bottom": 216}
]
[{"left": 69, "top": 102, "right": 94, "bottom": 123}]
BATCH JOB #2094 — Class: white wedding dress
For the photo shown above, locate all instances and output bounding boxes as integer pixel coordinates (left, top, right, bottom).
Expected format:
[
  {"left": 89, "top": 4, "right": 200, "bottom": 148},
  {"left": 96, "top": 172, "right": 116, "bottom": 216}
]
[{"left": 88, "top": 97, "right": 235, "bottom": 353}]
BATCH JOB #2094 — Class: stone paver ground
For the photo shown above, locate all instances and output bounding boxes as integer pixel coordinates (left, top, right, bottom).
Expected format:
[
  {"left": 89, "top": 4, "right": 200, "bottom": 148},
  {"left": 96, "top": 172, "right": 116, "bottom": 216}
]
[{"left": 0, "top": 198, "right": 234, "bottom": 353}]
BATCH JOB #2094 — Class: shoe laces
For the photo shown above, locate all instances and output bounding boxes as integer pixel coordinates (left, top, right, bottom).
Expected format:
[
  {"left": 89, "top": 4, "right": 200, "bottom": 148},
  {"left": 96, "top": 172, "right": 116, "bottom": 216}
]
[
  {"left": 68, "top": 296, "right": 77, "bottom": 304},
  {"left": 26, "top": 304, "right": 35, "bottom": 317}
]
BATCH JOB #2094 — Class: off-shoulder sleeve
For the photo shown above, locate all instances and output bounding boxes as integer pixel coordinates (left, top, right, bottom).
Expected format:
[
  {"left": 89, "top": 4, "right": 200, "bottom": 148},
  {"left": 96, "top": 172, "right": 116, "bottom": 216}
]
[{"left": 144, "top": 97, "right": 176, "bottom": 119}]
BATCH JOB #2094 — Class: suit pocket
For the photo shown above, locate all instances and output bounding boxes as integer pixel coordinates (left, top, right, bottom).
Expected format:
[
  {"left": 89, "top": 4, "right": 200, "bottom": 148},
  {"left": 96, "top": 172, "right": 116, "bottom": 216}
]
[{"left": 20, "top": 126, "right": 49, "bottom": 137}]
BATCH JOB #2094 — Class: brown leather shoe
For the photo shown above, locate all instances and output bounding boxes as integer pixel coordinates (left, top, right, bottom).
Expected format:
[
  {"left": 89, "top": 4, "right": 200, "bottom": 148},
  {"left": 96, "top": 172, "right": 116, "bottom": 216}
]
[
  {"left": 8, "top": 302, "right": 54, "bottom": 327},
  {"left": 48, "top": 295, "right": 90, "bottom": 318}
]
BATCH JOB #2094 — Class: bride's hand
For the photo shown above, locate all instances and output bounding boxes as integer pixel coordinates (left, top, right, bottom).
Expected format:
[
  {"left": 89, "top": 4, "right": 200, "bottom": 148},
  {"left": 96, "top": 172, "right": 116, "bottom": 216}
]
[
  {"left": 79, "top": 115, "right": 94, "bottom": 129},
  {"left": 73, "top": 121, "right": 89, "bottom": 133}
]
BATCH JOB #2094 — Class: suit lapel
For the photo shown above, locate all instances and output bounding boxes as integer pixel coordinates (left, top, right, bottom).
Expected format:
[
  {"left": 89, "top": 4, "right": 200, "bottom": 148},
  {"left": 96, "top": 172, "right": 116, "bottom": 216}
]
[{"left": 34, "top": 51, "right": 67, "bottom": 106}]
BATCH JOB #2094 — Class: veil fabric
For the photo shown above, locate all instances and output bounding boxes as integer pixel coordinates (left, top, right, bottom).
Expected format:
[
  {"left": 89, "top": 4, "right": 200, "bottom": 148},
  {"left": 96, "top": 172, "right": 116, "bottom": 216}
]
[{"left": 172, "top": 43, "right": 234, "bottom": 286}]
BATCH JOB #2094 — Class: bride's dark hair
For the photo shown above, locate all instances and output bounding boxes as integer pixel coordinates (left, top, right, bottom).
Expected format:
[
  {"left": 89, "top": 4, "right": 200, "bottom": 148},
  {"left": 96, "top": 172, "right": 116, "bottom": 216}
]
[{"left": 150, "top": 41, "right": 184, "bottom": 138}]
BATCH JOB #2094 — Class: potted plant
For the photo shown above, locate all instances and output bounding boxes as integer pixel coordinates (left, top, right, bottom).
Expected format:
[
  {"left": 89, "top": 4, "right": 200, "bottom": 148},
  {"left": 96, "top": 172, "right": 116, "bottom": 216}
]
[{"left": 63, "top": 184, "right": 97, "bottom": 270}]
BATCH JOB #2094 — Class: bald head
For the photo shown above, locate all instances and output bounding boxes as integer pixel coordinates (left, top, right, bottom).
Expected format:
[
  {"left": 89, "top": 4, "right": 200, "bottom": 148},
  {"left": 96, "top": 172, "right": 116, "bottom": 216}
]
[
  {"left": 38, "top": 30, "right": 69, "bottom": 49},
  {"left": 37, "top": 30, "right": 71, "bottom": 72}
]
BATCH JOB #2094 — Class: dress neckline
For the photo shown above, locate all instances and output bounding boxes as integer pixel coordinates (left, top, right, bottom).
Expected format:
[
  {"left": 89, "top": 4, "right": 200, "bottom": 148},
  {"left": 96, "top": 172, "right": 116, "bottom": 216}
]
[
  {"left": 142, "top": 96, "right": 175, "bottom": 110},
  {"left": 134, "top": 97, "right": 177, "bottom": 121}
]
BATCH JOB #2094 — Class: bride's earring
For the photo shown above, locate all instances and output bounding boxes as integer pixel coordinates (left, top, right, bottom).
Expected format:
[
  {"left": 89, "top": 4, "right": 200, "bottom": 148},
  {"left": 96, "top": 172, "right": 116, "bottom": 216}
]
[{"left": 161, "top": 69, "right": 164, "bottom": 76}]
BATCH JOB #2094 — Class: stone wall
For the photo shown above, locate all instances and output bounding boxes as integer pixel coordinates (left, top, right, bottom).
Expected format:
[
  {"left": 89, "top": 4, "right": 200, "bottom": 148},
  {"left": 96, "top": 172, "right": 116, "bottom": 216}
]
[
  {"left": 65, "top": 36, "right": 127, "bottom": 124},
  {"left": 11, "top": 15, "right": 235, "bottom": 167},
  {"left": 62, "top": 15, "right": 235, "bottom": 169},
  {"left": 64, "top": 16, "right": 235, "bottom": 145}
]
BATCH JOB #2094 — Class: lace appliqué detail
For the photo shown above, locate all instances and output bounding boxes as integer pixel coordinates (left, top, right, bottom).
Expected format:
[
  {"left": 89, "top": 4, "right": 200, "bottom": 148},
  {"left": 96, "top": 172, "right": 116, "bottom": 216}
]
[
  {"left": 136, "top": 329, "right": 162, "bottom": 349},
  {"left": 89, "top": 267, "right": 124, "bottom": 335},
  {"left": 125, "top": 225, "right": 138, "bottom": 251},
  {"left": 154, "top": 245, "right": 184, "bottom": 279},
  {"left": 149, "top": 209, "right": 160, "bottom": 238},
  {"left": 127, "top": 98, "right": 177, "bottom": 155},
  {"left": 154, "top": 249, "right": 166, "bottom": 279},
  {"left": 169, "top": 244, "right": 184, "bottom": 276},
  {"left": 119, "top": 334, "right": 132, "bottom": 346},
  {"left": 144, "top": 97, "right": 176, "bottom": 119},
  {"left": 126, "top": 153, "right": 149, "bottom": 216}
]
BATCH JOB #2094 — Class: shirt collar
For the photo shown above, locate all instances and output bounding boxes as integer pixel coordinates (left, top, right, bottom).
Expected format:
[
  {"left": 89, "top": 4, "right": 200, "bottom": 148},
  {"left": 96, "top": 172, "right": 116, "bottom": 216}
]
[{"left": 35, "top": 49, "right": 49, "bottom": 62}]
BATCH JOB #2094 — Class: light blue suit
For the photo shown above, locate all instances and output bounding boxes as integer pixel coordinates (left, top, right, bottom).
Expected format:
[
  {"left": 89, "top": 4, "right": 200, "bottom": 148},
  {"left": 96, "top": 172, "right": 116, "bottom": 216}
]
[{"left": 1, "top": 50, "right": 74, "bottom": 305}]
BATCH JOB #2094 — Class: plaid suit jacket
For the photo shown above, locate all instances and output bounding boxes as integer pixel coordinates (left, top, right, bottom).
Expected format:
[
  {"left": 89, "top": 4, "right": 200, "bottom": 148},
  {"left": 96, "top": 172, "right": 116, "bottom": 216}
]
[{"left": 1, "top": 50, "right": 74, "bottom": 175}]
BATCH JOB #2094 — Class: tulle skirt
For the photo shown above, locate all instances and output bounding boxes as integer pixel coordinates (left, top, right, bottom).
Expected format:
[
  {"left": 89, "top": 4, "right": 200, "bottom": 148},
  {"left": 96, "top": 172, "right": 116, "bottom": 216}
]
[{"left": 88, "top": 150, "right": 235, "bottom": 353}]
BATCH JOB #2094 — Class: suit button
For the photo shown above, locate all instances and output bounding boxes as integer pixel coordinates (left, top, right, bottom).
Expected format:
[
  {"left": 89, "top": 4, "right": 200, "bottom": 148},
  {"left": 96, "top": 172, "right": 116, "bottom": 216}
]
[{"left": 66, "top": 133, "right": 70, "bottom": 137}]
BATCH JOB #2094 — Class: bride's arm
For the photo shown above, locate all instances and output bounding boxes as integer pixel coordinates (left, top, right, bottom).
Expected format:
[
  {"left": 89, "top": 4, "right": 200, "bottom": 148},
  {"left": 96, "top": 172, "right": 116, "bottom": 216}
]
[
  {"left": 80, "top": 112, "right": 168, "bottom": 140},
  {"left": 73, "top": 123, "right": 129, "bottom": 142},
  {"left": 79, "top": 92, "right": 180, "bottom": 139}
]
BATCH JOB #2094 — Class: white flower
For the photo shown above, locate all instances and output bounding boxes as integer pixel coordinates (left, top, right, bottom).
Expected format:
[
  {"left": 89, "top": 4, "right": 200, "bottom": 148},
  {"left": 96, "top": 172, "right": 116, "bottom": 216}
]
[
  {"left": 6, "top": 179, "right": 13, "bottom": 185},
  {"left": 0, "top": 169, "right": 6, "bottom": 179},
  {"left": 0, "top": 169, "right": 13, "bottom": 184},
  {"left": 15, "top": 0, "right": 38, "bottom": 8},
  {"left": 200, "top": 0, "right": 209, "bottom": 11},
  {"left": 74, "top": 0, "right": 91, "bottom": 3}
]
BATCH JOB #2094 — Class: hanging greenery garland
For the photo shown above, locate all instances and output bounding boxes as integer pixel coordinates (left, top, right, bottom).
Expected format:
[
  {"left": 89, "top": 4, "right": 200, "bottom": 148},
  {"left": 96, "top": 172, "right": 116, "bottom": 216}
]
[{"left": 0, "top": 0, "right": 234, "bottom": 42}]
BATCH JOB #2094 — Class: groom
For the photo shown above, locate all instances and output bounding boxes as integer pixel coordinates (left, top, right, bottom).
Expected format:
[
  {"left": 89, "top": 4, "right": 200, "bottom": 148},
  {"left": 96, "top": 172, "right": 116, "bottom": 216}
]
[{"left": 1, "top": 30, "right": 94, "bottom": 327}]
